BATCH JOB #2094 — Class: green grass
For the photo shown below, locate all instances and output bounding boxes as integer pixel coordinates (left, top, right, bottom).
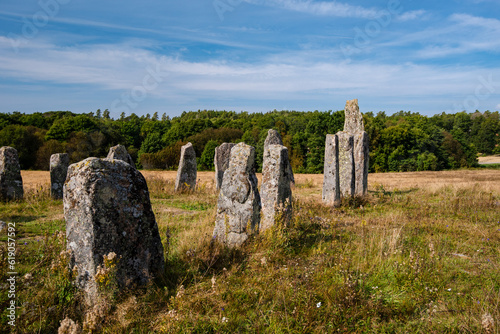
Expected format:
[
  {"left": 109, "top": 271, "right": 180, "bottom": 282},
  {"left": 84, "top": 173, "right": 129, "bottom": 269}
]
[{"left": 0, "top": 175, "right": 499, "bottom": 333}]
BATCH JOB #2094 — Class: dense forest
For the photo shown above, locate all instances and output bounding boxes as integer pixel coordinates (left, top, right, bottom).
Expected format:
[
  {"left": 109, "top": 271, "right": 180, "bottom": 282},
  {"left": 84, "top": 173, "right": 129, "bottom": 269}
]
[{"left": 0, "top": 109, "right": 499, "bottom": 173}]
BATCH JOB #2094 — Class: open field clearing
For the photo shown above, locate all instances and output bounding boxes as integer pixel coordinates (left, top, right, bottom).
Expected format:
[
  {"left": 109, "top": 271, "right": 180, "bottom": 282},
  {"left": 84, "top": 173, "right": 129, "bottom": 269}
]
[
  {"left": 478, "top": 155, "right": 500, "bottom": 165},
  {"left": 2, "top": 169, "right": 499, "bottom": 333},
  {"left": 22, "top": 168, "right": 500, "bottom": 196}
]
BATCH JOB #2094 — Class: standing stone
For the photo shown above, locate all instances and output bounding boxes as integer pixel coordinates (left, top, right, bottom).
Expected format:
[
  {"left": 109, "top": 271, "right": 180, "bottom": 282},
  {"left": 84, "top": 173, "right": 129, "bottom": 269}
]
[
  {"left": 175, "top": 142, "right": 197, "bottom": 192},
  {"left": 214, "top": 143, "right": 235, "bottom": 190},
  {"left": 322, "top": 99, "right": 369, "bottom": 205},
  {"left": 338, "top": 132, "right": 355, "bottom": 198},
  {"left": 264, "top": 129, "right": 295, "bottom": 185},
  {"left": 261, "top": 144, "right": 292, "bottom": 232},
  {"left": 64, "top": 158, "right": 164, "bottom": 306},
  {"left": 344, "top": 98, "right": 364, "bottom": 134},
  {"left": 0, "top": 146, "right": 23, "bottom": 201},
  {"left": 213, "top": 143, "right": 261, "bottom": 247},
  {"left": 50, "top": 153, "right": 69, "bottom": 199},
  {"left": 353, "top": 132, "right": 369, "bottom": 196},
  {"left": 322, "top": 134, "right": 340, "bottom": 206},
  {"left": 106, "top": 144, "right": 135, "bottom": 168}
]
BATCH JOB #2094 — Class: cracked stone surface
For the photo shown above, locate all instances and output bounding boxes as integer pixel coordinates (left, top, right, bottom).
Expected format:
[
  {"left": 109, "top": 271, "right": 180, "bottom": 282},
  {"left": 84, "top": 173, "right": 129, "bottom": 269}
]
[
  {"left": 213, "top": 143, "right": 261, "bottom": 247},
  {"left": 264, "top": 129, "right": 295, "bottom": 185},
  {"left": 0, "top": 146, "right": 23, "bottom": 201},
  {"left": 214, "top": 143, "right": 235, "bottom": 190},
  {"left": 50, "top": 153, "right": 69, "bottom": 199},
  {"left": 261, "top": 144, "right": 292, "bottom": 232},
  {"left": 175, "top": 142, "right": 197, "bottom": 192},
  {"left": 64, "top": 158, "right": 164, "bottom": 306}
]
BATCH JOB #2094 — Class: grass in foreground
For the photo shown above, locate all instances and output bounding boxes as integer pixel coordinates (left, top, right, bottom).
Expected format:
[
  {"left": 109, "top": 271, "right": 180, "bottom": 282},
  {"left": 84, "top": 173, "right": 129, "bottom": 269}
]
[{"left": 0, "top": 173, "right": 499, "bottom": 333}]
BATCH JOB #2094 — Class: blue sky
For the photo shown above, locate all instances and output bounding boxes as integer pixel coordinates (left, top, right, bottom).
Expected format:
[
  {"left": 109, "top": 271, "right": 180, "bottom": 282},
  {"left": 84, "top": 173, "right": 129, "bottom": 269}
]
[{"left": 0, "top": 0, "right": 499, "bottom": 118}]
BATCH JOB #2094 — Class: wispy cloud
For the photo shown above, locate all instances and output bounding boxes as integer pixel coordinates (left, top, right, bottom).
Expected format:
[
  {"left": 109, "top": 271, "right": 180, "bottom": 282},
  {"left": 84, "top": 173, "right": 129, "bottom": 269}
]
[
  {"left": 396, "top": 10, "right": 426, "bottom": 22},
  {"left": 1, "top": 36, "right": 498, "bottom": 110},
  {"left": 244, "top": 0, "right": 380, "bottom": 18}
]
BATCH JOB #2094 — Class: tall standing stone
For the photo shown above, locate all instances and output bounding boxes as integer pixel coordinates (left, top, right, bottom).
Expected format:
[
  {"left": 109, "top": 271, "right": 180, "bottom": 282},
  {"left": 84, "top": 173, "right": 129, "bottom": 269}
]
[
  {"left": 214, "top": 143, "right": 235, "bottom": 190},
  {"left": 353, "top": 131, "right": 369, "bottom": 196},
  {"left": 322, "top": 134, "right": 340, "bottom": 206},
  {"left": 64, "top": 158, "right": 164, "bottom": 306},
  {"left": 106, "top": 144, "right": 135, "bottom": 168},
  {"left": 344, "top": 99, "right": 364, "bottom": 134},
  {"left": 175, "top": 142, "right": 197, "bottom": 192},
  {"left": 0, "top": 146, "right": 23, "bottom": 201},
  {"left": 264, "top": 129, "right": 295, "bottom": 185},
  {"left": 322, "top": 99, "right": 369, "bottom": 204},
  {"left": 338, "top": 131, "right": 355, "bottom": 198},
  {"left": 213, "top": 143, "right": 261, "bottom": 247},
  {"left": 50, "top": 153, "right": 69, "bottom": 199},
  {"left": 261, "top": 144, "right": 292, "bottom": 232}
]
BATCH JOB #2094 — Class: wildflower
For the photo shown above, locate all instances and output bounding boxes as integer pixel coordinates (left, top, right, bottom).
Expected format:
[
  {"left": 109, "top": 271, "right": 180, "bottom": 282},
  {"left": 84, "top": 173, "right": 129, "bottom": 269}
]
[
  {"left": 447, "top": 288, "right": 451, "bottom": 292},
  {"left": 316, "top": 302, "right": 322, "bottom": 308},
  {"left": 222, "top": 317, "right": 228, "bottom": 323}
]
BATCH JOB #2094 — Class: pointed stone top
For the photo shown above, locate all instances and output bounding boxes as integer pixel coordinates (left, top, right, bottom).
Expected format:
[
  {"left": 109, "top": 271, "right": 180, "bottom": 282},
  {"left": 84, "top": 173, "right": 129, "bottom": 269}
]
[
  {"left": 344, "top": 99, "right": 364, "bottom": 134},
  {"left": 264, "top": 129, "right": 283, "bottom": 150},
  {"left": 106, "top": 144, "right": 136, "bottom": 168}
]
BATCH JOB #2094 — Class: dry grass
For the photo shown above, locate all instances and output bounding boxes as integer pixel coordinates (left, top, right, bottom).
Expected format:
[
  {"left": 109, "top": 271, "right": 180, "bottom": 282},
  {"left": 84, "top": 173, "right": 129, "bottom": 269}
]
[
  {"left": 3, "top": 169, "right": 499, "bottom": 333},
  {"left": 22, "top": 169, "right": 500, "bottom": 197}
]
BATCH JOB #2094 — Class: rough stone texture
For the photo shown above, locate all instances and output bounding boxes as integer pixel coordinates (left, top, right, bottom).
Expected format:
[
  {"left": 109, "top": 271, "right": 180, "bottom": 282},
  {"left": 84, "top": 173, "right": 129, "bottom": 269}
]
[
  {"left": 322, "top": 134, "right": 341, "bottom": 206},
  {"left": 353, "top": 131, "right": 369, "bottom": 196},
  {"left": 64, "top": 158, "right": 164, "bottom": 306},
  {"left": 175, "top": 142, "right": 197, "bottom": 192},
  {"left": 338, "top": 131, "right": 355, "bottom": 198},
  {"left": 264, "top": 129, "right": 295, "bottom": 185},
  {"left": 214, "top": 143, "right": 235, "bottom": 190},
  {"left": 213, "top": 143, "right": 261, "bottom": 247},
  {"left": 322, "top": 99, "right": 369, "bottom": 204},
  {"left": 0, "top": 220, "right": 6, "bottom": 233},
  {"left": 106, "top": 144, "right": 135, "bottom": 168},
  {"left": 0, "top": 146, "right": 23, "bottom": 201},
  {"left": 50, "top": 153, "right": 70, "bottom": 199},
  {"left": 261, "top": 144, "right": 292, "bottom": 232},
  {"left": 344, "top": 99, "right": 364, "bottom": 134}
]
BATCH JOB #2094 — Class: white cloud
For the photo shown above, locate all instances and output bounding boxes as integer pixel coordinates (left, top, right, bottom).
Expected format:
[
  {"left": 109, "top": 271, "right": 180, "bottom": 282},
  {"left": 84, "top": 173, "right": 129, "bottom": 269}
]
[
  {"left": 244, "top": 0, "right": 380, "bottom": 18},
  {"left": 396, "top": 10, "right": 426, "bottom": 22},
  {"left": 450, "top": 13, "right": 500, "bottom": 30}
]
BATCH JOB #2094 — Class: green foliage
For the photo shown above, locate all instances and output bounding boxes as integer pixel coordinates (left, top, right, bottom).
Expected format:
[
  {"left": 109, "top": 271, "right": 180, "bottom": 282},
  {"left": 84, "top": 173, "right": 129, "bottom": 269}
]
[
  {"left": 1, "top": 109, "right": 499, "bottom": 171},
  {"left": 199, "top": 140, "right": 219, "bottom": 171},
  {"left": 0, "top": 125, "right": 44, "bottom": 169}
]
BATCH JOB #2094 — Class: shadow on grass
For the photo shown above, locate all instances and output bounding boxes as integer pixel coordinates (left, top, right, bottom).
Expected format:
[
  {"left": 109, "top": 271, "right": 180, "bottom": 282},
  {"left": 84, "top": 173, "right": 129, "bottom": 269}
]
[{"left": 369, "top": 187, "right": 419, "bottom": 197}]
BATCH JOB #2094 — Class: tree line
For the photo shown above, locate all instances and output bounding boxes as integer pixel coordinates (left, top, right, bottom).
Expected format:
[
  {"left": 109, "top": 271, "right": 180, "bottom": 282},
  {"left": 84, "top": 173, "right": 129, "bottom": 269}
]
[{"left": 0, "top": 109, "right": 499, "bottom": 172}]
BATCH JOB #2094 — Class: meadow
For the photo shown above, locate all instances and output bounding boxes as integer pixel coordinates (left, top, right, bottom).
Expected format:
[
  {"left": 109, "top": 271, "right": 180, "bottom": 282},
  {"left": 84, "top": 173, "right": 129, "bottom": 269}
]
[{"left": 1, "top": 169, "right": 499, "bottom": 333}]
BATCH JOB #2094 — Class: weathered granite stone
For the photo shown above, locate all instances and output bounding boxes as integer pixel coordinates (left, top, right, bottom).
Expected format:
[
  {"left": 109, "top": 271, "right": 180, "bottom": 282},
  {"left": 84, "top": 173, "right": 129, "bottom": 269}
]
[
  {"left": 175, "top": 142, "right": 197, "bottom": 192},
  {"left": 64, "top": 158, "right": 164, "bottom": 306},
  {"left": 353, "top": 131, "right": 369, "bottom": 196},
  {"left": 261, "top": 144, "right": 292, "bottom": 232},
  {"left": 344, "top": 99, "right": 364, "bottom": 134},
  {"left": 264, "top": 129, "right": 295, "bottom": 185},
  {"left": 322, "top": 134, "right": 341, "bottom": 206},
  {"left": 337, "top": 131, "right": 355, "bottom": 198},
  {"left": 264, "top": 129, "right": 283, "bottom": 148},
  {"left": 214, "top": 143, "right": 235, "bottom": 190},
  {"left": 106, "top": 144, "right": 135, "bottom": 168},
  {"left": 323, "top": 99, "right": 369, "bottom": 205},
  {"left": 50, "top": 153, "right": 69, "bottom": 199},
  {"left": 0, "top": 146, "right": 23, "bottom": 201},
  {"left": 213, "top": 143, "right": 261, "bottom": 247}
]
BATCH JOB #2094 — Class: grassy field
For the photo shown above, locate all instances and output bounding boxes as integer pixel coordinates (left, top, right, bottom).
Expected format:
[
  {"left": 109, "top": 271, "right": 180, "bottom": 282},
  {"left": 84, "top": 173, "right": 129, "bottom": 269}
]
[{"left": 1, "top": 170, "right": 499, "bottom": 333}]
